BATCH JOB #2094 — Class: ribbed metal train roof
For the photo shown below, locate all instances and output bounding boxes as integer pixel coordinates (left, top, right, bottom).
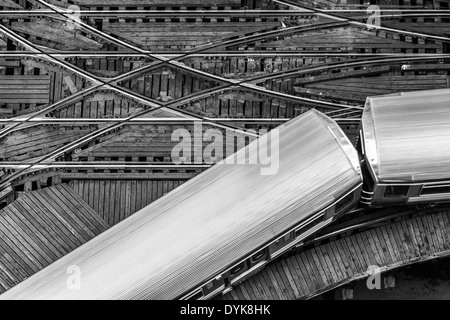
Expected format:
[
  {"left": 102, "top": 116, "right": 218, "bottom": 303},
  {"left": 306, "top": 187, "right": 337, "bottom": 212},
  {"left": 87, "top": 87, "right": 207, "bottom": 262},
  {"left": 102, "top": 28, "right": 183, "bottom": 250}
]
[
  {"left": 1, "top": 109, "right": 362, "bottom": 300},
  {"left": 362, "top": 88, "right": 450, "bottom": 183}
]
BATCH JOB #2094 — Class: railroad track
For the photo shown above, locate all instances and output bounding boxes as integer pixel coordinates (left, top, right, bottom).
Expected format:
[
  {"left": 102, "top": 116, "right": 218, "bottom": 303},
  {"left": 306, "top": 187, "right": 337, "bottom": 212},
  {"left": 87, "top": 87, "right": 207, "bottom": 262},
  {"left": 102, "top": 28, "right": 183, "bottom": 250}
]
[
  {"left": 1, "top": 0, "right": 449, "bottom": 193},
  {"left": 216, "top": 203, "right": 450, "bottom": 300},
  {"left": 0, "top": 2, "right": 447, "bottom": 219},
  {"left": 1, "top": 8, "right": 450, "bottom": 16},
  {"left": 2, "top": 0, "right": 450, "bottom": 300}
]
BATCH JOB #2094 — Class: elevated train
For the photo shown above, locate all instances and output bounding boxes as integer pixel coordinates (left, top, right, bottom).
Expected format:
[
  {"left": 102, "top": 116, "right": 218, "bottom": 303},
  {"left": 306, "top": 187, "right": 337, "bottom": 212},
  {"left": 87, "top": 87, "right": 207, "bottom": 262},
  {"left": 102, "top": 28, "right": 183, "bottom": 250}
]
[{"left": 2, "top": 88, "right": 450, "bottom": 300}]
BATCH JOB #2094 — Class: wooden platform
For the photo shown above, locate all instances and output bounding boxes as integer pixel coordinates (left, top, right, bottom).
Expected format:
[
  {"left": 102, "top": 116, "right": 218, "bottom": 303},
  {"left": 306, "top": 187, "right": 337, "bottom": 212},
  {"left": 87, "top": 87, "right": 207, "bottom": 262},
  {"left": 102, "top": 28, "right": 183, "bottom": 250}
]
[
  {"left": 70, "top": 123, "right": 250, "bottom": 163},
  {"left": 45, "top": 0, "right": 244, "bottom": 9},
  {"left": 0, "top": 125, "right": 94, "bottom": 161},
  {"left": 0, "top": 75, "right": 51, "bottom": 105},
  {"left": 216, "top": 209, "right": 450, "bottom": 300},
  {"left": 296, "top": 75, "right": 450, "bottom": 102},
  {"left": 10, "top": 20, "right": 103, "bottom": 51},
  {"left": 103, "top": 21, "right": 280, "bottom": 50},
  {"left": 0, "top": 184, "right": 109, "bottom": 294},
  {"left": 69, "top": 179, "right": 189, "bottom": 226},
  {"left": 254, "top": 26, "right": 443, "bottom": 53}
]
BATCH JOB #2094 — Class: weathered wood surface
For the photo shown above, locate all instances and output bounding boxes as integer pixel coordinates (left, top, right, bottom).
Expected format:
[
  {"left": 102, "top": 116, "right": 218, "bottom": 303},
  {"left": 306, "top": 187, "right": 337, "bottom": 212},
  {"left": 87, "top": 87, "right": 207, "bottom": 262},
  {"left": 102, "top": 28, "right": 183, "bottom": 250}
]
[
  {"left": 10, "top": 20, "right": 103, "bottom": 51},
  {"left": 0, "top": 75, "right": 51, "bottom": 104},
  {"left": 296, "top": 75, "right": 450, "bottom": 101},
  {"left": 0, "top": 184, "right": 109, "bottom": 294},
  {"left": 217, "top": 210, "right": 450, "bottom": 300},
  {"left": 69, "top": 179, "right": 188, "bottom": 226},
  {"left": 53, "top": 92, "right": 145, "bottom": 119},
  {"left": 383, "top": 21, "right": 450, "bottom": 37},
  {"left": 255, "top": 27, "right": 443, "bottom": 53},
  {"left": 310, "top": 0, "right": 430, "bottom": 9},
  {"left": 0, "top": 0, "right": 23, "bottom": 9},
  {"left": 46, "top": 0, "right": 243, "bottom": 7},
  {"left": 0, "top": 125, "right": 94, "bottom": 161},
  {"left": 71, "top": 124, "right": 250, "bottom": 163},
  {"left": 103, "top": 21, "right": 280, "bottom": 49}
]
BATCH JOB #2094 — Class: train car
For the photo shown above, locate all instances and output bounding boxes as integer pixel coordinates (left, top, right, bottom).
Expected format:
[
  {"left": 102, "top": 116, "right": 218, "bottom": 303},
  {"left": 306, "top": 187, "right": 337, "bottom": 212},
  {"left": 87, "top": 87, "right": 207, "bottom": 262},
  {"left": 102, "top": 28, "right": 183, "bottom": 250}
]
[
  {"left": 0, "top": 109, "right": 362, "bottom": 300},
  {"left": 359, "top": 88, "right": 450, "bottom": 207}
]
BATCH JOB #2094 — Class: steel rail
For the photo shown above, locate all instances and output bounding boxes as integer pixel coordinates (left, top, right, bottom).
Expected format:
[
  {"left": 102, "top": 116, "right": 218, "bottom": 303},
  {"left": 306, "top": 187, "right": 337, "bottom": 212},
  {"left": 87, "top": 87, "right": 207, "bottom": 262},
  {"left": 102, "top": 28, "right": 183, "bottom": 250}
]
[
  {"left": 1, "top": 9, "right": 450, "bottom": 17},
  {"left": 272, "top": 0, "right": 450, "bottom": 42},
  {"left": 0, "top": 9, "right": 313, "bottom": 16},
  {"left": 247, "top": 54, "right": 450, "bottom": 84},
  {"left": 299, "top": 204, "right": 450, "bottom": 248},
  {"left": 0, "top": 108, "right": 259, "bottom": 190},
  {"left": 0, "top": 33, "right": 361, "bottom": 143},
  {"left": 3, "top": 51, "right": 450, "bottom": 58},
  {"left": 0, "top": 163, "right": 212, "bottom": 169},
  {"left": 0, "top": 5, "right": 360, "bottom": 130},
  {"left": 0, "top": 0, "right": 442, "bottom": 189},
  {"left": 0, "top": 23, "right": 264, "bottom": 190},
  {"left": 2, "top": 8, "right": 449, "bottom": 14},
  {"left": 3, "top": 50, "right": 447, "bottom": 134},
  {"left": 1, "top": 16, "right": 302, "bottom": 136},
  {"left": 0, "top": 117, "right": 291, "bottom": 124},
  {"left": 1, "top": 49, "right": 446, "bottom": 132}
]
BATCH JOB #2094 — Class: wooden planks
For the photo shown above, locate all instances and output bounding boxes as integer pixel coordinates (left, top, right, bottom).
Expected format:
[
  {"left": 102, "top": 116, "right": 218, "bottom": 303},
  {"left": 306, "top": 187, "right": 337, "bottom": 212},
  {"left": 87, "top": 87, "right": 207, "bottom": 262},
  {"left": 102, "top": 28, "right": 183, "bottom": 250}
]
[
  {"left": 218, "top": 210, "right": 450, "bottom": 300},
  {"left": 71, "top": 124, "right": 250, "bottom": 164},
  {"left": 0, "top": 75, "right": 51, "bottom": 104},
  {"left": 69, "top": 179, "right": 186, "bottom": 226},
  {"left": 67, "top": 0, "right": 242, "bottom": 7},
  {"left": 383, "top": 21, "right": 450, "bottom": 37},
  {"left": 0, "top": 184, "right": 109, "bottom": 294},
  {"left": 0, "top": 126, "right": 93, "bottom": 161},
  {"left": 0, "top": 0, "right": 23, "bottom": 8},
  {"left": 297, "top": 75, "right": 450, "bottom": 102},
  {"left": 103, "top": 21, "right": 279, "bottom": 49},
  {"left": 256, "top": 26, "right": 443, "bottom": 53},
  {"left": 10, "top": 21, "right": 102, "bottom": 51}
]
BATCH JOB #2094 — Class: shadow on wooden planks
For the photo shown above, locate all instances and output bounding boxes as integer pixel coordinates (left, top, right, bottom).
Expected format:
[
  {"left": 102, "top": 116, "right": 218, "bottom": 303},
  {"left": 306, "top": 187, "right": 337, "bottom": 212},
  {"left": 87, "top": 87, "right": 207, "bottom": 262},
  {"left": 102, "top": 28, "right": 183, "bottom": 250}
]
[{"left": 0, "top": 183, "right": 109, "bottom": 294}]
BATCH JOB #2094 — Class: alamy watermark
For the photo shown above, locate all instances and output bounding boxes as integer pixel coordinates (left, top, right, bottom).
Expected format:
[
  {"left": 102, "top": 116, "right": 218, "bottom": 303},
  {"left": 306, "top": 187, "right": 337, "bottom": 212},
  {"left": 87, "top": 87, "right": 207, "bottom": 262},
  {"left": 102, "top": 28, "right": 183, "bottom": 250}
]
[
  {"left": 171, "top": 122, "right": 280, "bottom": 176},
  {"left": 61, "top": 4, "right": 382, "bottom": 31},
  {"left": 366, "top": 265, "right": 395, "bottom": 290},
  {"left": 63, "top": 5, "right": 82, "bottom": 31},
  {"left": 366, "top": 5, "right": 382, "bottom": 29},
  {"left": 66, "top": 265, "right": 81, "bottom": 290}
]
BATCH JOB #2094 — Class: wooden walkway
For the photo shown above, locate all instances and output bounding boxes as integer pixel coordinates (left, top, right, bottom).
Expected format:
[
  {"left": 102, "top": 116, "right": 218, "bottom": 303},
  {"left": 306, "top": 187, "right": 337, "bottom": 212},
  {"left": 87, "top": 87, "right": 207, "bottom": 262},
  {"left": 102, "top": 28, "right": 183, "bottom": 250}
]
[
  {"left": 0, "top": 75, "right": 51, "bottom": 105},
  {"left": 69, "top": 179, "right": 188, "bottom": 226},
  {"left": 103, "top": 21, "right": 280, "bottom": 50},
  {"left": 0, "top": 184, "right": 109, "bottom": 294},
  {"left": 296, "top": 75, "right": 450, "bottom": 102},
  {"left": 70, "top": 123, "right": 248, "bottom": 163},
  {"left": 216, "top": 209, "right": 450, "bottom": 300},
  {"left": 0, "top": 125, "right": 94, "bottom": 161}
]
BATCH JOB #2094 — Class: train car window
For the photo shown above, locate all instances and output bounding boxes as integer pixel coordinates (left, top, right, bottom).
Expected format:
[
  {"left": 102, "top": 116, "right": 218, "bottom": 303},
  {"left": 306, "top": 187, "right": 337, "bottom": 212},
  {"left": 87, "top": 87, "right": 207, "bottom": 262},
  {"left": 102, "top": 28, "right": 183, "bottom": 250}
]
[
  {"left": 284, "top": 233, "right": 292, "bottom": 242},
  {"left": 421, "top": 185, "right": 450, "bottom": 195},
  {"left": 203, "top": 277, "right": 224, "bottom": 296},
  {"left": 186, "top": 290, "right": 204, "bottom": 300},
  {"left": 251, "top": 249, "right": 267, "bottom": 263},
  {"left": 295, "top": 215, "right": 324, "bottom": 238},
  {"left": 230, "top": 262, "right": 246, "bottom": 276},
  {"left": 384, "top": 186, "right": 409, "bottom": 198},
  {"left": 324, "top": 207, "right": 335, "bottom": 220},
  {"left": 335, "top": 192, "right": 354, "bottom": 213}
]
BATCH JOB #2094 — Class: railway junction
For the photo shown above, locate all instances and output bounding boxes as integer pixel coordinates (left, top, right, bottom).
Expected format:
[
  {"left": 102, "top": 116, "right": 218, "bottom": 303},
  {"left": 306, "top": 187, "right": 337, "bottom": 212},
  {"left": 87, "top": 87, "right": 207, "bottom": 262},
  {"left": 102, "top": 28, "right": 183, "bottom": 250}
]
[{"left": 1, "top": 0, "right": 450, "bottom": 300}]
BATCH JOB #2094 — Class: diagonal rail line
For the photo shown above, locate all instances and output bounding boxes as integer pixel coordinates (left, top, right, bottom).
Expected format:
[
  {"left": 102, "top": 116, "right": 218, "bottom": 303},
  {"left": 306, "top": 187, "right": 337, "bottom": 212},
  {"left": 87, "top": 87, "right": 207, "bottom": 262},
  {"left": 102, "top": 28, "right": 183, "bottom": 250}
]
[
  {"left": 1, "top": 0, "right": 446, "bottom": 190},
  {"left": 273, "top": 0, "right": 450, "bottom": 42},
  {"left": 0, "top": 4, "right": 360, "bottom": 137}
]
